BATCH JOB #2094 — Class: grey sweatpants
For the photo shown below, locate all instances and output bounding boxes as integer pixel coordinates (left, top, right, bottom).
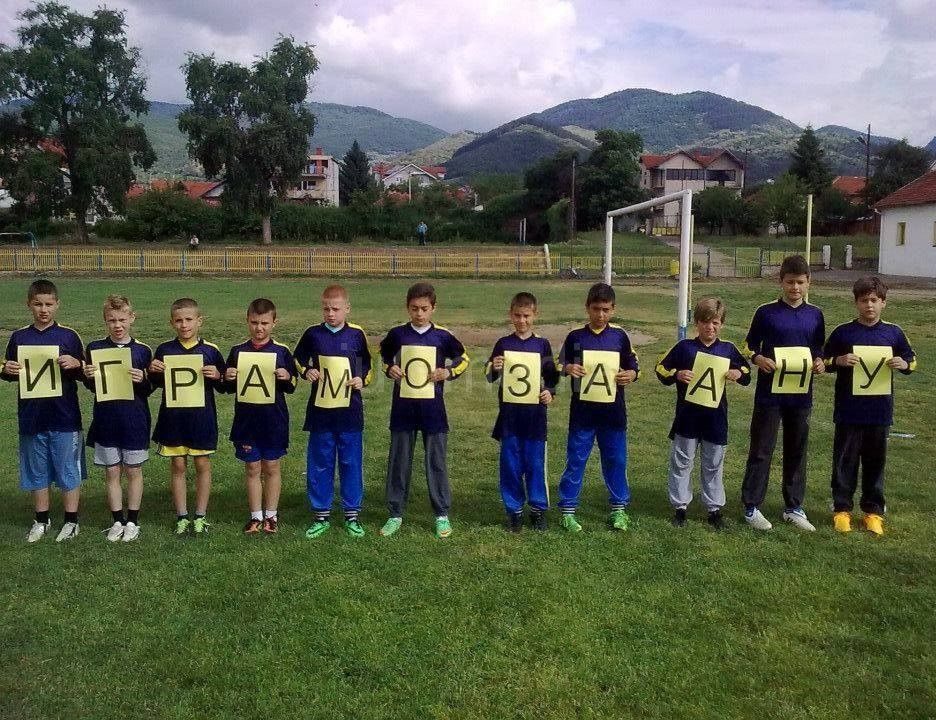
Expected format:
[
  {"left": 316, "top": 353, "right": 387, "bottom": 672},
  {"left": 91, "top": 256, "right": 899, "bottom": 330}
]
[
  {"left": 386, "top": 430, "right": 451, "bottom": 517},
  {"left": 668, "top": 434, "right": 726, "bottom": 511}
]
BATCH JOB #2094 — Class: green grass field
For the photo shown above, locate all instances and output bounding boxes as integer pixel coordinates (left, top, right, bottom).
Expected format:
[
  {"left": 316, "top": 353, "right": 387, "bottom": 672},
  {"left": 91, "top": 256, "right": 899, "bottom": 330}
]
[{"left": 1, "top": 276, "right": 934, "bottom": 720}]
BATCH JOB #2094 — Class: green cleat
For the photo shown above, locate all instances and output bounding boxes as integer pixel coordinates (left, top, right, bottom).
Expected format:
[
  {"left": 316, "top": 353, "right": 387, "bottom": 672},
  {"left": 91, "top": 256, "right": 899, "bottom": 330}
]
[
  {"left": 609, "top": 509, "right": 631, "bottom": 531},
  {"left": 435, "top": 517, "right": 453, "bottom": 539},
  {"left": 379, "top": 517, "right": 402, "bottom": 537},
  {"left": 305, "top": 520, "right": 331, "bottom": 539},
  {"left": 174, "top": 517, "right": 191, "bottom": 536},
  {"left": 560, "top": 513, "right": 582, "bottom": 533},
  {"left": 192, "top": 516, "right": 210, "bottom": 535},
  {"left": 344, "top": 519, "right": 365, "bottom": 538}
]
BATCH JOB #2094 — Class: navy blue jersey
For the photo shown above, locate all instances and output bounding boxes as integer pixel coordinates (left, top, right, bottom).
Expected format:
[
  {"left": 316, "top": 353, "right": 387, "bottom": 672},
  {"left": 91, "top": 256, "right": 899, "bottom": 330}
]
[
  {"left": 743, "top": 299, "right": 825, "bottom": 408},
  {"left": 559, "top": 324, "right": 639, "bottom": 431},
  {"left": 379, "top": 323, "right": 470, "bottom": 433},
  {"left": 655, "top": 337, "right": 751, "bottom": 445},
  {"left": 293, "top": 323, "right": 373, "bottom": 433},
  {"left": 224, "top": 339, "right": 297, "bottom": 449},
  {"left": 3, "top": 322, "right": 84, "bottom": 434},
  {"left": 485, "top": 333, "right": 559, "bottom": 441},
  {"left": 151, "top": 338, "right": 226, "bottom": 450},
  {"left": 84, "top": 337, "right": 154, "bottom": 450},
  {"left": 823, "top": 320, "right": 916, "bottom": 426}
]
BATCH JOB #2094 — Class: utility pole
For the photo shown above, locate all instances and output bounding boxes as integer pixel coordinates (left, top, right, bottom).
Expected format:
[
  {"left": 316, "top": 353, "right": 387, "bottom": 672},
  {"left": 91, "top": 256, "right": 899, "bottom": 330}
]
[
  {"left": 570, "top": 155, "right": 577, "bottom": 240},
  {"left": 857, "top": 124, "right": 871, "bottom": 212}
]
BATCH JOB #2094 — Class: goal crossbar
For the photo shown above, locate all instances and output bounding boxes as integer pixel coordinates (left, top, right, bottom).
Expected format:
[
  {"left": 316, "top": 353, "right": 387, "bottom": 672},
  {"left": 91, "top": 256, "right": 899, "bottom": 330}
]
[{"left": 603, "top": 189, "right": 693, "bottom": 339}]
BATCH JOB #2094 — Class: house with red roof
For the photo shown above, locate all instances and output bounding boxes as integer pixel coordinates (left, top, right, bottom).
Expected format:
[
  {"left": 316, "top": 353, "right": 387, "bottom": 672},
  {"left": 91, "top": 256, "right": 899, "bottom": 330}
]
[
  {"left": 875, "top": 170, "right": 936, "bottom": 277},
  {"left": 832, "top": 175, "right": 867, "bottom": 204},
  {"left": 127, "top": 179, "right": 225, "bottom": 205},
  {"left": 639, "top": 149, "right": 745, "bottom": 232}
]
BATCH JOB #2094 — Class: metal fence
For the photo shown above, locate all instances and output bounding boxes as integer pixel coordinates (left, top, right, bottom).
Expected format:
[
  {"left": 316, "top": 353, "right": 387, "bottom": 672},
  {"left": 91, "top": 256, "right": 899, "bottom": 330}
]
[{"left": 0, "top": 244, "right": 827, "bottom": 279}]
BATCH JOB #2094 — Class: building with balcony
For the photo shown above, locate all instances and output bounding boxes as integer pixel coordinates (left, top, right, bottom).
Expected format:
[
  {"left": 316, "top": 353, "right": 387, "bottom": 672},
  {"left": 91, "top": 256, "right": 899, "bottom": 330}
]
[{"left": 286, "top": 147, "right": 339, "bottom": 206}]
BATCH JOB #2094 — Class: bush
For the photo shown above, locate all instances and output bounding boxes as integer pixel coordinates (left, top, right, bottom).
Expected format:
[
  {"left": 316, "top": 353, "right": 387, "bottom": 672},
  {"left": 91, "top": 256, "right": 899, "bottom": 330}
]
[{"left": 546, "top": 198, "right": 572, "bottom": 244}]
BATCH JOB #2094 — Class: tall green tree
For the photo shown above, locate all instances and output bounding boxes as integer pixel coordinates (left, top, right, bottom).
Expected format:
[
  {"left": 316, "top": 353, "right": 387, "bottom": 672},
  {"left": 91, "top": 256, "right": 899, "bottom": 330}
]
[
  {"left": 0, "top": 2, "right": 155, "bottom": 241},
  {"left": 523, "top": 148, "right": 578, "bottom": 209},
  {"left": 695, "top": 185, "right": 742, "bottom": 235},
  {"left": 339, "top": 140, "right": 374, "bottom": 206},
  {"left": 868, "top": 139, "right": 932, "bottom": 203},
  {"left": 575, "top": 129, "right": 645, "bottom": 229},
  {"left": 759, "top": 172, "right": 807, "bottom": 235},
  {"left": 178, "top": 37, "right": 318, "bottom": 244},
  {"left": 789, "top": 125, "right": 832, "bottom": 196}
]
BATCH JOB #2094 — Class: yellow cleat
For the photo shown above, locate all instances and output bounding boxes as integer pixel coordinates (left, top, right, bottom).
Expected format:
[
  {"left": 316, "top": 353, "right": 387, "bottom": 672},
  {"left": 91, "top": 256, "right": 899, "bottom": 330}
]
[
  {"left": 863, "top": 513, "right": 884, "bottom": 536},
  {"left": 833, "top": 511, "right": 852, "bottom": 533}
]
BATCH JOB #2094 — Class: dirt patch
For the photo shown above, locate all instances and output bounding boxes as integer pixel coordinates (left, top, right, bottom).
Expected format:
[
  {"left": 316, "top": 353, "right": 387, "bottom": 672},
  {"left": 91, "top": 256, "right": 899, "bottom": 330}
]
[{"left": 367, "top": 323, "right": 656, "bottom": 351}]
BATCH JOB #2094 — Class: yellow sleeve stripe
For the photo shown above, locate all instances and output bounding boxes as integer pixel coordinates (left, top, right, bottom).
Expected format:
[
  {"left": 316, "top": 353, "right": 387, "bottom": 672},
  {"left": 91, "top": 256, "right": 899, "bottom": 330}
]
[
  {"left": 740, "top": 365, "right": 751, "bottom": 375},
  {"left": 449, "top": 351, "right": 470, "bottom": 379},
  {"left": 908, "top": 358, "right": 918, "bottom": 371},
  {"left": 655, "top": 363, "right": 677, "bottom": 378},
  {"left": 202, "top": 340, "right": 221, "bottom": 351},
  {"left": 363, "top": 365, "right": 374, "bottom": 387}
]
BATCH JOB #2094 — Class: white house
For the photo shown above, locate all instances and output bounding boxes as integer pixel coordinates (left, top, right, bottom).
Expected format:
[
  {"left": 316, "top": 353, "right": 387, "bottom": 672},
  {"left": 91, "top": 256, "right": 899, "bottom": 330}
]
[
  {"left": 876, "top": 170, "right": 936, "bottom": 277},
  {"left": 372, "top": 162, "right": 445, "bottom": 189},
  {"left": 285, "top": 147, "right": 340, "bottom": 206},
  {"left": 639, "top": 149, "right": 745, "bottom": 231}
]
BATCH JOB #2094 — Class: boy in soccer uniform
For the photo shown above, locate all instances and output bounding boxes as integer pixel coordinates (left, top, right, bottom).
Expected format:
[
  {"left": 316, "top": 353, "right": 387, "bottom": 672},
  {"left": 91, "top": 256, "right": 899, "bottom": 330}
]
[
  {"left": 378, "top": 282, "right": 470, "bottom": 539},
  {"left": 741, "top": 254, "right": 825, "bottom": 532},
  {"left": 655, "top": 297, "right": 751, "bottom": 530},
  {"left": 224, "top": 298, "right": 297, "bottom": 535},
  {"left": 82, "top": 295, "right": 154, "bottom": 542},
  {"left": 293, "top": 285, "right": 372, "bottom": 539},
  {"left": 557, "top": 282, "right": 638, "bottom": 532},
  {"left": 823, "top": 276, "right": 916, "bottom": 536},
  {"left": 3, "top": 279, "right": 86, "bottom": 542},
  {"left": 149, "top": 298, "right": 226, "bottom": 535},
  {"left": 485, "top": 292, "right": 559, "bottom": 532}
]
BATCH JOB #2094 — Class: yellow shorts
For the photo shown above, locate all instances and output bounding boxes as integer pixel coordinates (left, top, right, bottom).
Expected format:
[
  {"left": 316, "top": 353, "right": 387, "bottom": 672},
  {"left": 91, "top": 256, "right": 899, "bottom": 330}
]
[{"left": 157, "top": 445, "right": 214, "bottom": 458}]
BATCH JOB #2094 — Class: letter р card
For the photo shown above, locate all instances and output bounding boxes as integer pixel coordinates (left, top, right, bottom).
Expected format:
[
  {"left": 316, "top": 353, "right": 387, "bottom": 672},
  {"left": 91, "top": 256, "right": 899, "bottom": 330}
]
[{"left": 164, "top": 354, "right": 205, "bottom": 408}]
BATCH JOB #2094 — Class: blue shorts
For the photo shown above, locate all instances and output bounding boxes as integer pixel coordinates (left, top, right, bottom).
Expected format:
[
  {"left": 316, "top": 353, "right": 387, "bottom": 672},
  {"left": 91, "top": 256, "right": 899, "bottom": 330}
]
[
  {"left": 19, "top": 431, "right": 87, "bottom": 492},
  {"left": 234, "top": 443, "right": 286, "bottom": 463}
]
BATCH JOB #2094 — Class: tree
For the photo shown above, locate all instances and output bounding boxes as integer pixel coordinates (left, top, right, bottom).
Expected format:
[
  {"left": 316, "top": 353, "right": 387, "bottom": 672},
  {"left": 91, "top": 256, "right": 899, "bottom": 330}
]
[
  {"left": 0, "top": 2, "right": 155, "bottom": 241},
  {"left": 523, "top": 148, "right": 578, "bottom": 209},
  {"left": 339, "top": 140, "right": 374, "bottom": 206},
  {"left": 694, "top": 186, "right": 742, "bottom": 235},
  {"left": 759, "top": 173, "right": 807, "bottom": 235},
  {"left": 178, "top": 37, "right": 318, "bottom": 244},
  {"left": 575, "top": 129, "right": 645, "bottom": 229},
  {"left": 468, "top": 173, "right": 522, "bottom": 203},
  {"left": 789, "top": 125, "right": 832, "bottom": 196},
  {"left": 0, "top": 111, "right": 68, "bottom": 221},
  {"left": 868, "top": 139, "right": 932, "bottom": 203}
]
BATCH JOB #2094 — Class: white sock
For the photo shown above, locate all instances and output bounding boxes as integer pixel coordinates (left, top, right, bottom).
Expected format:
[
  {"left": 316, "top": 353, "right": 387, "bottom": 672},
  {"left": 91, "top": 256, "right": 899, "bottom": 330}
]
[
  {"left": 250, "top": 510, "right": 263, "bottom": 521},
  {"left": 436, "top": 515, "right": 448, "bottom": 521},
  {"left": 264, "top": 509, "right": 277, "bottom": 519}
]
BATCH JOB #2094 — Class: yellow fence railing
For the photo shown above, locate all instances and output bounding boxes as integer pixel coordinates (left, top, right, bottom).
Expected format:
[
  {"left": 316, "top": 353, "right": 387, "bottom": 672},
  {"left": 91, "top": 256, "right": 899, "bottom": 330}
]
[{"left": 0, "top": 246, "right": 554, "bottom": 277}]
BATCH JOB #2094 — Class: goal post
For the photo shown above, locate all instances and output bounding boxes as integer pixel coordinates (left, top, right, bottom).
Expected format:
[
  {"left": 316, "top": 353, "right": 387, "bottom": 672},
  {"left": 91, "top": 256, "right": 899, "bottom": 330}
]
[{"left": 603, "top": 189, "right": 693, "bottom": 339}]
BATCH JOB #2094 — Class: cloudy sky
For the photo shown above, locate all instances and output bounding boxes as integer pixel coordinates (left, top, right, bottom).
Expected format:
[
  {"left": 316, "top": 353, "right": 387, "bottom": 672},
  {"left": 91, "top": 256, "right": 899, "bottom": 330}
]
[{"left": 2, "top": 0, "right": 935, "bottom": 143}]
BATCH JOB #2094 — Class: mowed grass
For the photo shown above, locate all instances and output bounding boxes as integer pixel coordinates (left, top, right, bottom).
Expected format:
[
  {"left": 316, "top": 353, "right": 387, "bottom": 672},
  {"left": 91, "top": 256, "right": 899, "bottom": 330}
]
[{"left": 0, "top": 276, "right": 934, "bottom": 720}]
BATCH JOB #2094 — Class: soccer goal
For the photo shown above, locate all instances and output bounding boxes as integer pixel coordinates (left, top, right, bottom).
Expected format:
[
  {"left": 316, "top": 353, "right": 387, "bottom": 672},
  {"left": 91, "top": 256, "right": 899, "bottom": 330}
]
[{"left": 603, "top": 189, "right": 693, "bottom": 339}]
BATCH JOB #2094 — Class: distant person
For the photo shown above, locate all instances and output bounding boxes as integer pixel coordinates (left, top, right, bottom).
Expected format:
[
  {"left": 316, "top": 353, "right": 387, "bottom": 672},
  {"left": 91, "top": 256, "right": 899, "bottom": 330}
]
[
  {"left": 188, "top": 234, "right": 199, "bottom": 251},
  {"left": 416, "top": 221, "right": 428, "bottom": 246}
]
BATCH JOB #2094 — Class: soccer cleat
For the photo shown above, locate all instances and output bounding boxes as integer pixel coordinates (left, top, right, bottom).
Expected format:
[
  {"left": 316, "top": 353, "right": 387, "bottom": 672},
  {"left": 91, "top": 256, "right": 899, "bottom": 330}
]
[
  {"left": 262, "top": 516, "right": 278, "bottom": 534},
  {"left": 707, "top": 510, "right": 727, "bottom": 531},
  {"left": 833, "top": 511, "right": 852, "bottom": 533},
  {"left": 192, "top": 517, "right": 210, "bottom": 535},
  {"left": 55, "top": 522, "right": 80, "bottom": 543},
  {"left": 26, "top": 520, "right": 51, "bottom": 543},
  {"left": 121, "top": 522, "right": 140, "bottom": 543},
  {"left": 672, "top": 509, "right": 688, "bottom": 528},
  {"left": 344, "top": 519, "right": 365, "bottom": 538},
  {"left": 243, "top": 518, "right": 263, "bottom": 534},
  {"left": 530, "top": 511, "right": 548, "bottom": 532},
  {"left": 435, "top": 516, "right": 453, "bottom": 539},
  {"left": 305, "top": 520, "right": 331, "bottom": 539},
  {"left": 782, "top": 508, "right": 816, "bottom": 532},
  {"left": 609, "top": 509, "right": 630, "bottom": 532},
  {"left": 174, "top": 517, "right": 192, "bottom": 536},
  {"left": 863, "top": 513, "right": 884, "bottom": 536},
  {"left": 507, "top": 512, "right": 523, "bottom": 533},
  {"left": 744, "top": 508, "right": 772, "bottom": 531},
  {"left": 379, "top": 517, "right": 402, "bottom": 537},
  {"left": 560, "top": 513, "right": 582, "bottom": 533},
  {"left": 105, "top": 521, "right": 125, "bottom": 542}
]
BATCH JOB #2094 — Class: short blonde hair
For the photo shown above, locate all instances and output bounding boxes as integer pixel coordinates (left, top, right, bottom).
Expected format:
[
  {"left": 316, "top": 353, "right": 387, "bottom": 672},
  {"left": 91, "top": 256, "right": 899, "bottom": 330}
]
[
  {"left": 322, "top": 284, "right": 348, "bottom": 301},
  {"left": 693, "top": 297, "right": 726, "bottom": 323},
  {"left": 103, "top": 294, "right": 132, "bottom": 315}
]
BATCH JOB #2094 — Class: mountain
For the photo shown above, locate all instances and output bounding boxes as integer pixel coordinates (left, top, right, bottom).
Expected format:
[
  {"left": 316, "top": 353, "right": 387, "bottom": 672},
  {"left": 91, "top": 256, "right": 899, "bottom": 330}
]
[
  {"left": 387, "top": 130, "right": 480, "bottom": 167},
  {"left": 138, "top": 101, "right": 448, "bottom": 177},
  {"left": 446, "top": 89, "right": 911, "bottom": 183},
  {"left": 443, "top": 116, "right": 596, "bottom": 179},
  {"left": 926, "top": 136, "right": 936, "bottom": 157}
]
